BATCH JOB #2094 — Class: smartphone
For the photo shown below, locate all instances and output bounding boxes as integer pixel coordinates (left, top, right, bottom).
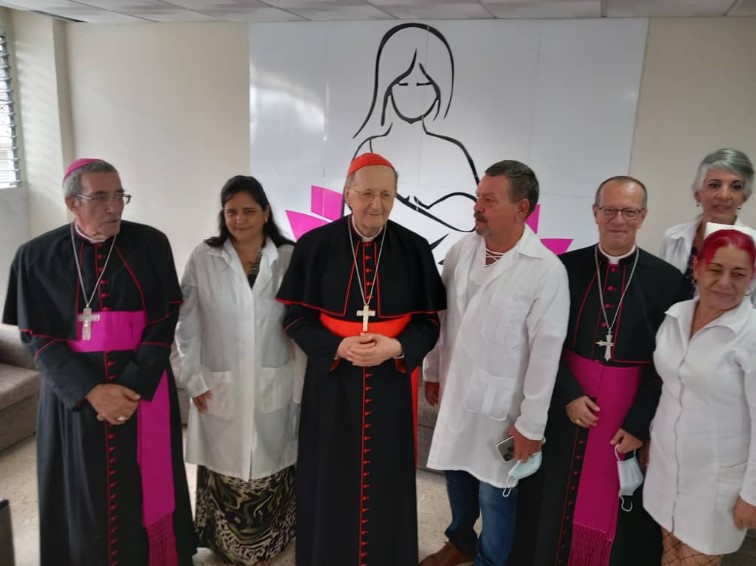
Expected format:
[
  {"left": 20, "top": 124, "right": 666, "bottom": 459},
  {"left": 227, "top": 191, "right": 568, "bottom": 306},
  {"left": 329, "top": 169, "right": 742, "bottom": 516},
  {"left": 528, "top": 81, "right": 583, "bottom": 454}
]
[{"left": 496, "top": 435, "right": 515, "bottom": 462}]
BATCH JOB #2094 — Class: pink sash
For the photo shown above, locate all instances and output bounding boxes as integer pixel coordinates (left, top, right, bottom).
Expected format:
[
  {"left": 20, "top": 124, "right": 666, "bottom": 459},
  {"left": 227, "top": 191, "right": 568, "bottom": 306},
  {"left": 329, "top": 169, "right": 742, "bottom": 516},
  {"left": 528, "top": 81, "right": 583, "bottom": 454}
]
[
  {"left": 564, "top": 351, "right": 641, "bottom": 566},
  {"left": 70, "top": 310, "right": 178, "bottom": 566}
]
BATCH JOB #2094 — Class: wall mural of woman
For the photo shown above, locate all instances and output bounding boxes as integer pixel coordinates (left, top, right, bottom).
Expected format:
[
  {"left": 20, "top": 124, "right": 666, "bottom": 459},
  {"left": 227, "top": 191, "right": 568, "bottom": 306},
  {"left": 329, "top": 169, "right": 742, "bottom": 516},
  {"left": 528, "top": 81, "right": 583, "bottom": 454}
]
[{"left": 350, "top": 23, "right": 479, "bottom": 255}]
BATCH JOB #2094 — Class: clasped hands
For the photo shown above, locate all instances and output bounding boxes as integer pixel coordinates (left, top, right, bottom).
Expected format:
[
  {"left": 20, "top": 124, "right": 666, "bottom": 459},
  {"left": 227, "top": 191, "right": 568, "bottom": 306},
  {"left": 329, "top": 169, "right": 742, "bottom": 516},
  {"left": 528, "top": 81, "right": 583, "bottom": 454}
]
[
  {"left": 86, "top": 383, "right": 140, "bottom": 426},
  {"left": 337, "top": 333, "right": 402, "bottom": 367},
  {"left": 566, "top": 395, "right": 642, "bottom": 453}
]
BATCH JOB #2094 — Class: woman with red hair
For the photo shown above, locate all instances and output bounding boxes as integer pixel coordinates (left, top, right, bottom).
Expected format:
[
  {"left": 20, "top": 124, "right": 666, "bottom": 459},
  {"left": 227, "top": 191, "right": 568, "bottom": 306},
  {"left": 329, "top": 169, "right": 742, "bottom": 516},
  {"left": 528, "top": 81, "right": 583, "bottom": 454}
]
[{"left": 645, "top": 228, "right": 756, "bottom": 564}]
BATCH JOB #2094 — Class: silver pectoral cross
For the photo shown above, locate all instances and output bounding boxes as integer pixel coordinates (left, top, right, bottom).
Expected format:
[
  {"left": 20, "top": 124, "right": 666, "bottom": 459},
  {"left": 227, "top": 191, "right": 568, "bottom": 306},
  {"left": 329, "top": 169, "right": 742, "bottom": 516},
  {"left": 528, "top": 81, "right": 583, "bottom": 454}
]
[
  {"left": 356, "top": 304, "right": 376, "bottom": 332},
  {"left": 78, "top": 307, "right": 100, "bottom": 341},
  {"left": 597, "top": 330, "right": 614, "bottom": 361}
]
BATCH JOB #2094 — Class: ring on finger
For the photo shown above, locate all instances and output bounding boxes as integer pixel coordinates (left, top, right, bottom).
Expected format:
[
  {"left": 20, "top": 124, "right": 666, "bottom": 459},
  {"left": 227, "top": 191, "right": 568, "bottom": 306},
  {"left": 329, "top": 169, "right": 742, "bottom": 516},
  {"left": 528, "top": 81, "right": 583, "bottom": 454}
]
[{"left": 574, "top": 418, "right": 581, "bottom": 425}]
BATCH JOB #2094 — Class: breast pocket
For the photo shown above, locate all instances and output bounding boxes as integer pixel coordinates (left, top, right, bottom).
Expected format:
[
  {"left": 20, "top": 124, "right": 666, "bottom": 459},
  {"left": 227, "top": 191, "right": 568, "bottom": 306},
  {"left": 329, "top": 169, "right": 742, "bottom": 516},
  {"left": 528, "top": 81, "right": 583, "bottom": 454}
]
[
  {"left": 481, "top": 296, "right": 530, "bottom": 346},
  {"left": 259, "top": 360, "right": 295, "bottom": 414},
  {"left": 463, "top": 366, "right": 516, "bottom": 421}
]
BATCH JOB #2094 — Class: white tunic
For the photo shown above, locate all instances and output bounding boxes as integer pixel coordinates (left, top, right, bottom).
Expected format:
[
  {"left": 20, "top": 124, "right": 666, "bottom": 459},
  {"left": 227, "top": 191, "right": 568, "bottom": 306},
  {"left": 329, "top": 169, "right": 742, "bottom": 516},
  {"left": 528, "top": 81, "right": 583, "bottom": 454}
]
[
  {"left": 660, "top": 218, "right": 756, "bottom": 306},
  {"left": 645, "top": 298, "right": 756, "bottom": 555},
  {"left": 424, "top": 226, "right": 570, "bottom": 487},
  {"left": 176, "top": 239, "right": 302, "bottom": 481}
]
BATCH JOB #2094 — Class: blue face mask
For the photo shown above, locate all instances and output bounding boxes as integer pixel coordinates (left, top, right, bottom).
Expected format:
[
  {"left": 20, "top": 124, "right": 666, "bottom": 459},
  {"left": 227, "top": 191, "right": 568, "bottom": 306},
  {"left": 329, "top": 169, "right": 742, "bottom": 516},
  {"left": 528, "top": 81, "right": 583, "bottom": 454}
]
[{"left": 502, "top": 450, "right": 542, "bottom": 498}]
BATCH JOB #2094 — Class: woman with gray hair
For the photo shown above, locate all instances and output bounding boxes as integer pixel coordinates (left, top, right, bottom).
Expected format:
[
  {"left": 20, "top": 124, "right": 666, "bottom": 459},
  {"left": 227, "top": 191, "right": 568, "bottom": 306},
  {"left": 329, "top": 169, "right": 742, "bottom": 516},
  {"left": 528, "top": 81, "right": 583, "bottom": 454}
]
[{"left": 660, "top": 148, "right": 755, "bottom": 301}]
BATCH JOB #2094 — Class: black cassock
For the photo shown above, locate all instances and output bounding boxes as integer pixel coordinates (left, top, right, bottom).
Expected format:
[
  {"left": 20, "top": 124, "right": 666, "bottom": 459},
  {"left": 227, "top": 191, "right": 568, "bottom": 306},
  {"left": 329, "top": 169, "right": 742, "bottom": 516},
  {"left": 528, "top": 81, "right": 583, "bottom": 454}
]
[
  {"left": 512, "top": 246, "right": 688, "bottom": 566},
  {"left": 277, "top": 216, "right": 445, "bottom": 566},
  {"left": 3, "top": 221, "right": 195, "bottom": 566}
]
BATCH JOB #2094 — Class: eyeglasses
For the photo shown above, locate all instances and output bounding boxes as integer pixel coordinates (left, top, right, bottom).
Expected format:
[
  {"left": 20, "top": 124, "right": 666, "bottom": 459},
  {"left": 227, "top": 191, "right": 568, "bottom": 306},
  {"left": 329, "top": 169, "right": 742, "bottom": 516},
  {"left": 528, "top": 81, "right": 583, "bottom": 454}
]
[
  {"left": 350, "top": 189, "right": 396, "bottom": 203},
  {"left": 597, "top": 206, "right": 644, "bottom": 220},
  {"left": 76, "top": 192, "right": 132, "bottom": 206}
]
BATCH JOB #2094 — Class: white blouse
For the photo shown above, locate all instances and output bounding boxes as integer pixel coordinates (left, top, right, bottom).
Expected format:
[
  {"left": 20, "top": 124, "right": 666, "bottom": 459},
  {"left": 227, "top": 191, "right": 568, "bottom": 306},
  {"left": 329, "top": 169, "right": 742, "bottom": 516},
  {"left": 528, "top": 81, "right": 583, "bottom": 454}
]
[{"left": 645, "top": 298, "right": 756, "bottom": 555}]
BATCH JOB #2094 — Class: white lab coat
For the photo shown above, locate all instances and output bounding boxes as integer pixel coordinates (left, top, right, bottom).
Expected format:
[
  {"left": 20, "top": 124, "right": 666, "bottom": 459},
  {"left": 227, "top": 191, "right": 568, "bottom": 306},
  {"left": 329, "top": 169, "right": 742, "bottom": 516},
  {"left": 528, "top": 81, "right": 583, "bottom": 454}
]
[
  {"left": 660, "top": 218, "right": 756, "bottom": 306},
  {"left": 176, "top": 238, "right": 302, "bottom": 481},
  {"left": 424, "top": 227, "right": 570, "bottom": 487},
  {"left": 645, "top": 298, "right": 756, "bottom": 555}
]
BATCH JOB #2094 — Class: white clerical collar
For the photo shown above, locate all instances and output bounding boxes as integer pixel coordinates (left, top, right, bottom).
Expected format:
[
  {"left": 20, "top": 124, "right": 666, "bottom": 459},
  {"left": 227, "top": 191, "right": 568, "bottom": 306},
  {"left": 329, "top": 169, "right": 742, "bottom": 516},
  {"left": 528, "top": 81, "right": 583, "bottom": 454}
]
[
  {"left": 598, "top": 244, "right": 636, "bottom": 265},
  {"left": 73, "top": 222, "right": 109, "bottom": 244},
  {"left": 350, "top": 215, "right": 384, "bottom": 242}
]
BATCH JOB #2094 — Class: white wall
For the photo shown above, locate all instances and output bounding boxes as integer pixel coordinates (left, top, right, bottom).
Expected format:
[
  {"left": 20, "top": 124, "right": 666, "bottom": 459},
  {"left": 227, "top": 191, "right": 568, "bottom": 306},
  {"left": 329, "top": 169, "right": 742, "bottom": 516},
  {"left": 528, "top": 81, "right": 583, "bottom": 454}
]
[
  {"left": 62, "top": 22, "right": 250, "bottom": 272},
  {"left": 631, "top": 17, "right": 756, "bottom": 251},
  {"left": 2, "top": 13, "right": 756, "bottom": 292}
]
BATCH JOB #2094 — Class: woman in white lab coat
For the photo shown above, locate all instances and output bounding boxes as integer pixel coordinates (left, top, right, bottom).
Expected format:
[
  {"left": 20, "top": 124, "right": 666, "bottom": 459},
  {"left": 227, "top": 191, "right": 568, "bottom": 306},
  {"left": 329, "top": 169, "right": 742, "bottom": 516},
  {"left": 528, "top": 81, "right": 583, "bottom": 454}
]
[
  {"left": 176, "top": 175, "right": 300, "bottom": 566},
  {"left": 645, "top": 228, "right": 756, "bottom": 565},
  {"left": 660, "top": 148, "right": 755, "bottom": 304}
]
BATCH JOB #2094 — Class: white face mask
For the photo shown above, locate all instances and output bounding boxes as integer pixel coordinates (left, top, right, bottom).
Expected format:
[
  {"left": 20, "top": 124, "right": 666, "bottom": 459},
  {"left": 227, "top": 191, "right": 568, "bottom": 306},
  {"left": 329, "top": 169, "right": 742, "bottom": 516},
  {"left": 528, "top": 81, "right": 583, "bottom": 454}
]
[
  {"left": 616, "top": 446, "right": 644, "bottom": 512},
  {"left": 502, "top": 450, "right": 542, "bottom": 498}
]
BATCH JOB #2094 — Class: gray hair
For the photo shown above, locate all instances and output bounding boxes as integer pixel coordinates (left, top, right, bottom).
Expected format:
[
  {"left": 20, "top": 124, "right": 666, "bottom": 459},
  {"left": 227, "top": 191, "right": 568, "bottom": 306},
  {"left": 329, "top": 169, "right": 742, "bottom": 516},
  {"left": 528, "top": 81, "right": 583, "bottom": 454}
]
[
  {"left": 484, "top": 160, "right": 539, "bottom": 218},
  {"left": 594, "top": 175, "right": 648, "bottom": 208},
  {"left": 63, "top": 160, "right": 118, "bottom": 197},
  {"left": 692, "top": 148, "right": 754, "bottom": 199}
]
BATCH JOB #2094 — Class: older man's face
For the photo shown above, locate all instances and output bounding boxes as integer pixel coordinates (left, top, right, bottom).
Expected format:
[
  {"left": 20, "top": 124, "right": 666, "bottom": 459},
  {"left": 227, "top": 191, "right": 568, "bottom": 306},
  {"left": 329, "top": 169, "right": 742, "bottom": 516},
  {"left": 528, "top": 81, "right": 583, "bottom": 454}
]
[
  {"left": 344, "top": 165, "right": 397, "bottom": 237},
  {"left": 593, "top": 180, "right": 647, "bottom": 256},
  {"left": 65, "top": 171, "right": 125, "bottom": 240}
]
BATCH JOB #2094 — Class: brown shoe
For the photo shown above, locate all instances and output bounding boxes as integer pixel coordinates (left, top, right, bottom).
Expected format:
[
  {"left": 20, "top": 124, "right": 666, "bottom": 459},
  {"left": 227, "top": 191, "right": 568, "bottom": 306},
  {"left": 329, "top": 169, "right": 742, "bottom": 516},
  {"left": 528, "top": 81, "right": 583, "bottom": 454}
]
[{"left": 419, "top": 541, "right": 475, "bottom": 566}]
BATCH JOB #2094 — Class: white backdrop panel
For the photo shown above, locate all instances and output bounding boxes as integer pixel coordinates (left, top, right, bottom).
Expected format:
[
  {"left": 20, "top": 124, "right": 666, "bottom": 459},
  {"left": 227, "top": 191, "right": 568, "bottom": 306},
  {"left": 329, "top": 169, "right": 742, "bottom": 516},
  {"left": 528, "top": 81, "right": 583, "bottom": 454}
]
[{"left": 250, "top": 19, "right": 648, "bottom": 261}]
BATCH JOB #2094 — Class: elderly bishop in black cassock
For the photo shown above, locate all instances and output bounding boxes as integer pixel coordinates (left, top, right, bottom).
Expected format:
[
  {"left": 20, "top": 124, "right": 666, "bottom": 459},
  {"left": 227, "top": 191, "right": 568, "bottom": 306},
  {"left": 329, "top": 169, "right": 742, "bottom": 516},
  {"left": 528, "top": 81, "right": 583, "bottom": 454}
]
[
  {"left": 277, "top": 153, "right": 446, "bottom": 566},
  {"left": 3, "top": 158, "right": 195, "bottom": 566}
]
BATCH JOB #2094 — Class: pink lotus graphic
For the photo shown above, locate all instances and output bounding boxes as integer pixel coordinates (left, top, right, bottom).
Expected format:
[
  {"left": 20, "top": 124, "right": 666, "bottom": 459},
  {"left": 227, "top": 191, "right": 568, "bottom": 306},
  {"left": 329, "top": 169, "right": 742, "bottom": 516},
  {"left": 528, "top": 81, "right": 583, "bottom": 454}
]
[{"left": 287, "top": 185, "right": 572, "bottom": 255}]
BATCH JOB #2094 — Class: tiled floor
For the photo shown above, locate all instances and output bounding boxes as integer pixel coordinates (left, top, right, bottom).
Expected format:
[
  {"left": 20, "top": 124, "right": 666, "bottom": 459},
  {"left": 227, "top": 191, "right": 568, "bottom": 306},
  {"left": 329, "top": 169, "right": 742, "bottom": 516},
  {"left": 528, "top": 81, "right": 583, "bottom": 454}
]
[{"left": 0, "top": 434, "right": 451, "bottom": 565}]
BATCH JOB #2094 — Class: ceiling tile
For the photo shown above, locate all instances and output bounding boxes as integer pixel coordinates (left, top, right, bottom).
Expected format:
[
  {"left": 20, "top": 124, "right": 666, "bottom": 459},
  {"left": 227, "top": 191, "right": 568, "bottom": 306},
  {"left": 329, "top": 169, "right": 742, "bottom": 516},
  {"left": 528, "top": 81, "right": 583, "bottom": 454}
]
[
  {"left": 368, "top": 0, "right": 479, "bottom": 5},
  {"left": 75, "top": 0, "right": 170, "bottom": 8},
  {"left": 289, "top": 4, "right": 393, "bottom": 19},
  {"left": 484, "top": 1, "right": 601, "bottom": 19},
  {"left": 162, "top": 0, "right": 266, "bottom": 7},
  {"left": 381, "top": 3, "right": 493, "bottom": 19},
  {"left": 202, "top": 6, "right": 305, "bottom": 20},
  {"left": 606, "top": 0, "right": 732, "bottom": 17},
  {"left": 125, "top": 9, "right": 219, "bottom": 20},
  {"left": 0, "top": 0, "right": 83, "bottom": 8},
  {"left": 260, "top": 0, "right": 359, "bottom": 8},
  {"left": 55, "top": 10, "right": 151, "bottom": 22}
]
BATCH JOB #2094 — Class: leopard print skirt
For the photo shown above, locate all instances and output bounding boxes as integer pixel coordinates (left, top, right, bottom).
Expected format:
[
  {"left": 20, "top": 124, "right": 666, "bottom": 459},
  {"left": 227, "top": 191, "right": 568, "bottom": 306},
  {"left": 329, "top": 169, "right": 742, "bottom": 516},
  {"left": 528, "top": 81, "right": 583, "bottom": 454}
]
[{"left": 195, "top": 465, "right": 296, "bottom": 565}]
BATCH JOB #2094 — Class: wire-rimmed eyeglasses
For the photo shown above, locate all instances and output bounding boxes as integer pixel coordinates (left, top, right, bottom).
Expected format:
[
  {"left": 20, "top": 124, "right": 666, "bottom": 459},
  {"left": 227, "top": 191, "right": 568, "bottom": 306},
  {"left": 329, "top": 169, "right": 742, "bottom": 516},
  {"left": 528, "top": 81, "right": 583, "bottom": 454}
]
[
  {"left": 596, "top": 206, "right": 644, "bottom": 220},
  {"left": 75, "top": 192, "right": 132, "bottom": 206}
]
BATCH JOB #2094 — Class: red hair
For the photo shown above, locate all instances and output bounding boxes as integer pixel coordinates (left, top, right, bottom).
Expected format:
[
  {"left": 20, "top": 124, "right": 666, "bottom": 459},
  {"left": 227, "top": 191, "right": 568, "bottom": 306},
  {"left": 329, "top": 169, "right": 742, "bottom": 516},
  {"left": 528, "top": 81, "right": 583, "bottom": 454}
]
[{"left": 699, "top": 228, "right": 756, "bottom": 271}]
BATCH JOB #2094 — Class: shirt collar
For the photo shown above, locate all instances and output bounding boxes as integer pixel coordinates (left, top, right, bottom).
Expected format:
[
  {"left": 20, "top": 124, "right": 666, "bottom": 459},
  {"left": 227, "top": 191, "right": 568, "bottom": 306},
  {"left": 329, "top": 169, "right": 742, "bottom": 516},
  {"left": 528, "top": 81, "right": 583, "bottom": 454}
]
[
  {"left": 350, "top": 215, "right": 384, "bottom": 242},
  {"left": 512, "top": 224, "right": 551, "bottom": 259},
  {"left": 667, "top": 295, "right": 753, "bottom": 335},
  {"left": 73, "top": 222, "right": 109, "bottom": 244},
  {"left": 598, "top": 244, "right": 637, "bottom": 265}
]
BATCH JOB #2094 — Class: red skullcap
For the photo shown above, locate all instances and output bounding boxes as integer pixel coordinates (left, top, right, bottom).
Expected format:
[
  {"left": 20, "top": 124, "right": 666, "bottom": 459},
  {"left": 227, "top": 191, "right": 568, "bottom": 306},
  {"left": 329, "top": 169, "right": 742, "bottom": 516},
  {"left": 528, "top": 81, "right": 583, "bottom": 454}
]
[
  {"left": 347, "top": 153, "right": 395, "bottom": 177},
  {"left": 63, "top": 158, "right": 104, "bottom": 181}
]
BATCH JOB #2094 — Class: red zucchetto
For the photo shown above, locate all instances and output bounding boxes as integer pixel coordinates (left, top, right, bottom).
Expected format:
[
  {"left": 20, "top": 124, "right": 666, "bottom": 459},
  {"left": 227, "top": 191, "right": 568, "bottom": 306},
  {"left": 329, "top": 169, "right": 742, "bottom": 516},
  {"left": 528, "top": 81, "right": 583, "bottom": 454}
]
[{"left": 346, "top": 153, "right": 395, "bottom": 177}]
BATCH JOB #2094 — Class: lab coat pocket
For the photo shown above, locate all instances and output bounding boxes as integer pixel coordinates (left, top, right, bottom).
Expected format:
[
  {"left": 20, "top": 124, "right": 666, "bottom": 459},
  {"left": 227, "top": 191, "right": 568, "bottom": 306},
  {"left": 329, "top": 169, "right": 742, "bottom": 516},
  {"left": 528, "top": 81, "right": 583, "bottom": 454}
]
[
  {"left": 481, "top": 297, "right": 529, "bottom": 345},
  {"left": 462, "top": 366, "right": 516, "bottom": 421},
  {"left": 203, "top": 370, "right": 235, "bottom": 419},
  {"left": 260, "top": 360, "right": 295, "bottom": 414},
  {"left": 715, "top": 462, "right": 747, "bottom": 512}
]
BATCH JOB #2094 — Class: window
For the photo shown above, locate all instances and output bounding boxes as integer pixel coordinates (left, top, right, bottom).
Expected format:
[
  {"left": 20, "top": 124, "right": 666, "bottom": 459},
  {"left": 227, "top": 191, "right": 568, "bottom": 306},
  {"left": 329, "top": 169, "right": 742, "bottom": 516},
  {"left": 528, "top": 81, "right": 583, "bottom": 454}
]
[{"left": 0, "top": 28, "right": 20, "bottom": 189}]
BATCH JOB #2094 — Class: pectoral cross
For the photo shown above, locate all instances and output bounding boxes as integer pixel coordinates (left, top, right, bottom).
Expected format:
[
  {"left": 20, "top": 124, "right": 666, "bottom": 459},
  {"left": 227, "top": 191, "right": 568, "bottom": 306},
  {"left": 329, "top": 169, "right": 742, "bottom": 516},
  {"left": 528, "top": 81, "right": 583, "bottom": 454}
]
[
  {"left": 356, "top": 304, "right": 376, "bottom": 332},
  {"left": 597, "top": 330, "right": 614, "bottom": 361},
  {"left": 78, "top": 307, "right": 100, "bottom": 341}
]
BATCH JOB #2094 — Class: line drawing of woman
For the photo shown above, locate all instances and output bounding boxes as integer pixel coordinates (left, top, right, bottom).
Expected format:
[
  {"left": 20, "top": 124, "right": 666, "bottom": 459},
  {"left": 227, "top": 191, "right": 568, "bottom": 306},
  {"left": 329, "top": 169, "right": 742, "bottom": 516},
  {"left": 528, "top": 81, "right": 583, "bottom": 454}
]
[{"left": 351, "top": 23, "right": 479, "bottom": 257}]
